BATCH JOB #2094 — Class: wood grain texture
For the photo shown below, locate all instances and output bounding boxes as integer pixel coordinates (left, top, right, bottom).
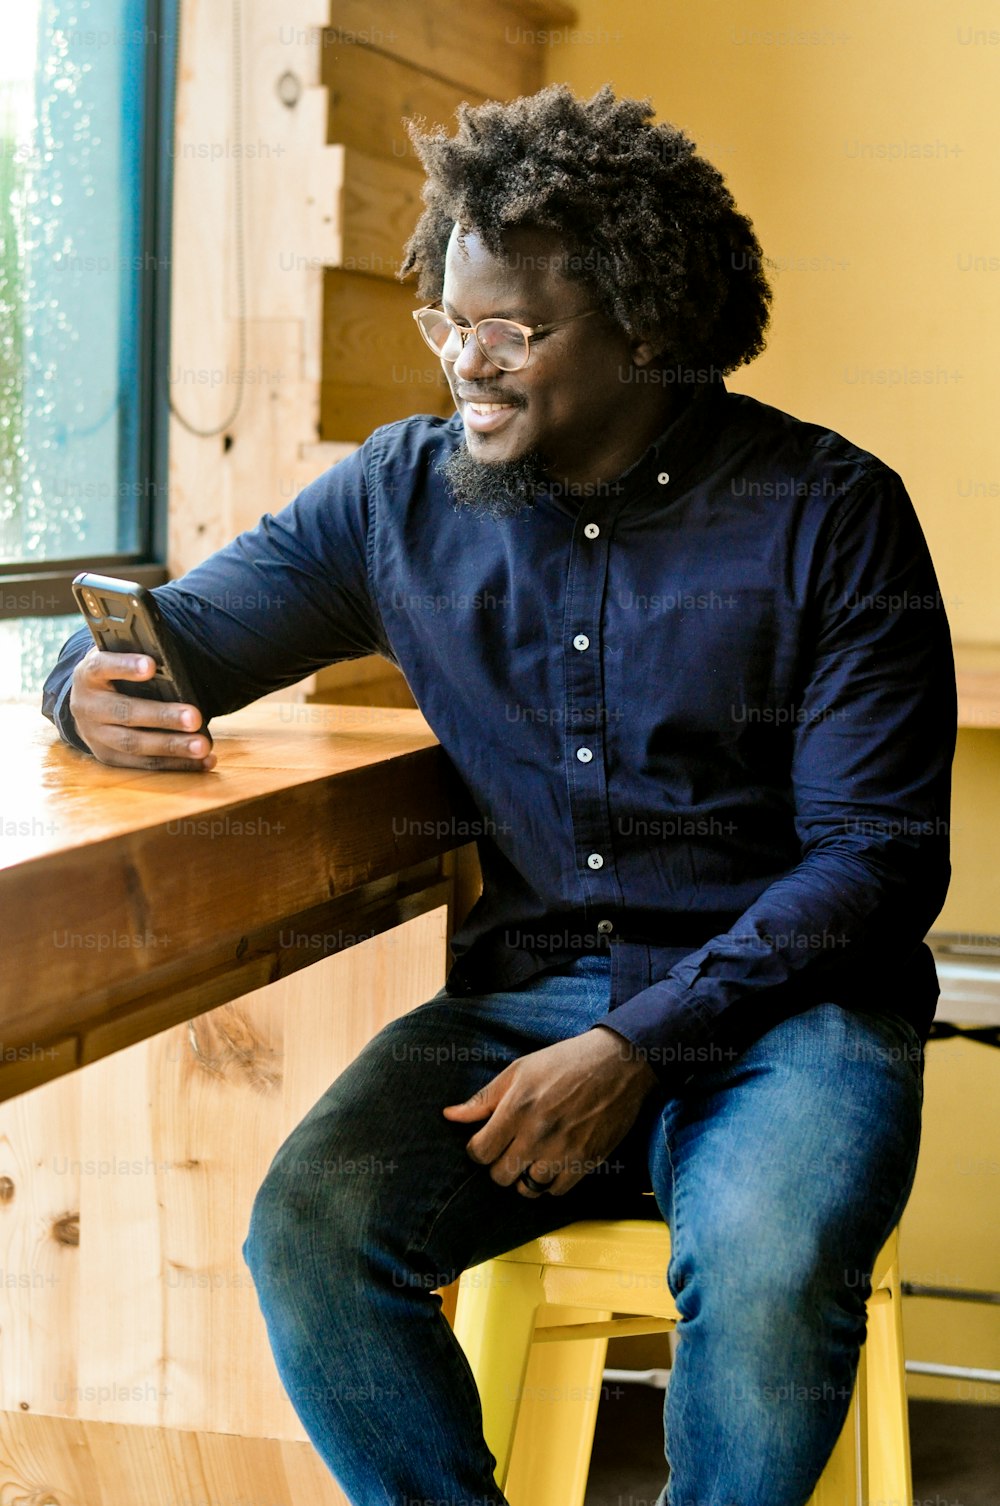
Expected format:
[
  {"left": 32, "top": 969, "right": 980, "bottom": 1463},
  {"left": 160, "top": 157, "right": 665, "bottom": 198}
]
[
  {"left": 326, "top": 0, "right": 549, "bottom": 99},
  {"left": 168, "top": 0, "right": 339, "bottom": 574},
  {"left": 0, "top": 1412, "right": 351, "bottom": 1505},
  {"left": 0, "top": 910, "right": 447, "bottom": 1442},
  {"left": 323, "top": 38, "right": 488, "bottom": 166},
  {"left": 0, "top": 703, "right": 470, "bottom": 1087},
  {"left": 336, "top": 147, "right": 425, "bottom": 280},
  {"left": 322, "top": 267, "right": 453, "bottom": 391}
]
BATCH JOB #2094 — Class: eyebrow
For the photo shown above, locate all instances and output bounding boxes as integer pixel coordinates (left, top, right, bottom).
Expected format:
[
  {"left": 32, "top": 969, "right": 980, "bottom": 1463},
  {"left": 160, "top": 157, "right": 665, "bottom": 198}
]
[{"left": 442, "top": 298, "right": 535, "bottom": 323}]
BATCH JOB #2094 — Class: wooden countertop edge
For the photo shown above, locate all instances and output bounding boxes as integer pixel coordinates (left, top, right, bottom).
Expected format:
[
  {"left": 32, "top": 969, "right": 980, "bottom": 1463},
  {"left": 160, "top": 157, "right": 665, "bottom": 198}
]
[{"left": 0, "top": 870, "right": 452, "bottom": 1102}]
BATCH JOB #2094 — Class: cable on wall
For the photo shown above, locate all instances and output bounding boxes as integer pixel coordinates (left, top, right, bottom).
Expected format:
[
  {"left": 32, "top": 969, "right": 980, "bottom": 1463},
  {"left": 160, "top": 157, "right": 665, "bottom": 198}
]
[{"left": 167, "top": 0, "right": 248, "bottom": 438}]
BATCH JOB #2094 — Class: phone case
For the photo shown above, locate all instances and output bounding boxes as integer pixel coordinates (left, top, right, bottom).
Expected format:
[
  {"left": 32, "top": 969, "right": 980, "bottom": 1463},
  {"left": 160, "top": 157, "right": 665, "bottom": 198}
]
[{"left": 72, "top": 572, "right": 211, "bottom": 739}]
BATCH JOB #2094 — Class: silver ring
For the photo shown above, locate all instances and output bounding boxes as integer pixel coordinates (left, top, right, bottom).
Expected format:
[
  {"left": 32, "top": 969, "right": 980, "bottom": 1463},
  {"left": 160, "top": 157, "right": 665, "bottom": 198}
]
[{"left": 519, "top": 1168, "right": 553, "bottom": 1194}]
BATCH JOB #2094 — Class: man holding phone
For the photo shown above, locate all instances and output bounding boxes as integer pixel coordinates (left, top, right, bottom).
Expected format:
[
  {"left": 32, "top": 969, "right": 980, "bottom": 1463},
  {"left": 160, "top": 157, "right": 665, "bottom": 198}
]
[{"left": 43, "top": 85, "right": 955, "bottom": 1506}]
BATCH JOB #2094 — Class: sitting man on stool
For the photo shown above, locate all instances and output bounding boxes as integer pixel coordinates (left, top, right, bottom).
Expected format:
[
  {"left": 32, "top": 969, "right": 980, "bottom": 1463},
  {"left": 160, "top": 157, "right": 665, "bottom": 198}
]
[{"left": 43, "top": 84, "right": 955, "bottom": 1506}]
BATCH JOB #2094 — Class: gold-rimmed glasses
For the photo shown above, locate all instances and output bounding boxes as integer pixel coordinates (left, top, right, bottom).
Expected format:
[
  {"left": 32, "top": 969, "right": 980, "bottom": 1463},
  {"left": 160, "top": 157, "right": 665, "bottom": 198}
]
[{"left": 412, "top": 305, "right": 597, "bottom": 372}]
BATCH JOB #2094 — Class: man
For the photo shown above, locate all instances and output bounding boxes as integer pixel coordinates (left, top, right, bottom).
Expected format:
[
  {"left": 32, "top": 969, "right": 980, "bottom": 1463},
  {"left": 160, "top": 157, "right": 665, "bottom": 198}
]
[{"left": 43, "top": 85, "right": 954, "bottom": 1506}]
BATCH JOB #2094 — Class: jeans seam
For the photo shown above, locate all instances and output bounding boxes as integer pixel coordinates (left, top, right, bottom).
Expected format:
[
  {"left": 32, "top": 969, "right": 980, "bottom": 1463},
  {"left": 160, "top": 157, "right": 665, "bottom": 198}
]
[{"left": 411, "top": 1165, "right": 488, "bottom": 1267}]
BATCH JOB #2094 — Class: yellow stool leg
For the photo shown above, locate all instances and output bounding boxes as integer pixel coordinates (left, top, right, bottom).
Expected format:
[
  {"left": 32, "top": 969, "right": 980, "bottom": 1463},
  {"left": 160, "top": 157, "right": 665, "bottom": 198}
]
[
  {"left": 453, "top": 1257, "right": 543, "bottom": 1489},
  {"left": 504, "top": 1305, "right": 612, "bottom": 1506},
  {"left": 806, "top": 1228, "right": 910, "bottom": 1506},
  {"left": 806, "top": 1377, "right": 863, "bottom": 1506},
  {"left": 862, "top": 1239, "right": 912, "bottom": 1506}
]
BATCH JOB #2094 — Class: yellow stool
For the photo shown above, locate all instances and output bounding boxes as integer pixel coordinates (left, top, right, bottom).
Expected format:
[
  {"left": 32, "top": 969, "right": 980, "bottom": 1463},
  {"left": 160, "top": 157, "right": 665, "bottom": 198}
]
[{"left": 453, "top": 1217, "right": 911, "bottom": 1506}]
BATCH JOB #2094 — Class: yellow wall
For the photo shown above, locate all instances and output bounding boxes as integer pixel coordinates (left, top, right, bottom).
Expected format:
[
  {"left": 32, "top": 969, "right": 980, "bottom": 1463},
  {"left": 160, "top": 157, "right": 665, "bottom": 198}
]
[
  {"left": 544, "top": 0, "right": 1000, "bottom": 1403},
  {"left": 542, "top": 0, "right": 1000, "bottom": 931},
  {"left": 543, "top": 0, "right": 998, "bottom": 640}
]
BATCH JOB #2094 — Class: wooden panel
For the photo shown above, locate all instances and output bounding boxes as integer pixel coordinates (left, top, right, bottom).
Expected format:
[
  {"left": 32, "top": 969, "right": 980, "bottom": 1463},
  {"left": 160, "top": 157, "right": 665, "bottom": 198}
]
[
  {"left": 77, "top": 874, "right": 450, "bottom": 1067},
  {"left": 321, "top": 378, "right": 454, "bottom": 441},
  {"left": 339, "top": 147, "right": 426, "bottom": 280},
  {"left": 168, "top": 0, "right": 339, "bottom": 571},
  {"left": 323, "top": 40, "right": 488, "bottom": 165},
  {"left": 954, "top": 642, "right": 1000, "bottom": 728},
  {"left": 321, "top": 268, "right": 454, "bottom": 438},
  {"left": 310, "top": 655, "right": 417, "bottom": 708},
  {"left": 326, "top": 0, "right": 551, "bottom": 99},
  {"left": 322, "top": 268, "right": 451, "bottom": 390},
  {"left": 0, "top": 1412, "right": 352, "bottom": 1505},
  {"left": 0, "top": 909, "right": 447, "bottom": 1448}
]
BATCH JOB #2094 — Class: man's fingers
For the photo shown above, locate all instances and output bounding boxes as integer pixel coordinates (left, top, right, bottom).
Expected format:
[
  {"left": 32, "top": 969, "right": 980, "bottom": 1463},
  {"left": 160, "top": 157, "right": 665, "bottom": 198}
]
[
  {"left": 70, "top": 650, "right": 210, "bottom": 764},
  {"left": 97, "top": 724, "right": 214, "bottom": 762},
  {"left": 81, "top": 648, "right": 156, "bottom": 683},
  {"left": 86, "top": 739, "right": 217, "bottom": 773},
  {"left": 103, "top": 691, "right": 202, "bottom": 731}
]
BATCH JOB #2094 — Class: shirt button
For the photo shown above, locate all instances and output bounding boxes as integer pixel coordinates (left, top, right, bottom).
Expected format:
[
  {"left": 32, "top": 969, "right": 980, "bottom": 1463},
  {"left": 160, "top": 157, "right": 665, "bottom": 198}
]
[
  {"left": 576, "top": 747, "right": 593, "bottom": 763},
  {"left": 573, "top": 633, "right": 590, "bottom": 651},
  {"left": 658, "top": 471, "right": 670, "bottom": 485},
  {"left": 583, "top": 522, "right": 600, "bottom": 540},
  {"left": 587, "top": 852, "right": 604, "bottom": 870},
  {"left": 597, "top": 919, "right": 614, "bottom": 934}
]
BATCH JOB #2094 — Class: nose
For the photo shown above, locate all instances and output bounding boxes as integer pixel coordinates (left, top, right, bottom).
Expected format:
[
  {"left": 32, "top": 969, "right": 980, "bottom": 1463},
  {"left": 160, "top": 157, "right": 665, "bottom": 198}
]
[{"left": 451, "top": 328, "right": 495, "bottom": 382}]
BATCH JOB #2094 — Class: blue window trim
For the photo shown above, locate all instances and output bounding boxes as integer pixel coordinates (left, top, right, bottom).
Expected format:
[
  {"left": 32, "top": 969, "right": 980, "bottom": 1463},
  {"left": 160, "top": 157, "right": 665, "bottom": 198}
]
[{"left": 0, "top": 0, "right": 178, "bottom": 616}]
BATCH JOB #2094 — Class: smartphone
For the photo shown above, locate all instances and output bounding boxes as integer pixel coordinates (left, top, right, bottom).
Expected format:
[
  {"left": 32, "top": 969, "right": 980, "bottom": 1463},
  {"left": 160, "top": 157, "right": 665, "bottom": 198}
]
[{"left": 72, "top": 571, "right": 211, "bottom": 741}]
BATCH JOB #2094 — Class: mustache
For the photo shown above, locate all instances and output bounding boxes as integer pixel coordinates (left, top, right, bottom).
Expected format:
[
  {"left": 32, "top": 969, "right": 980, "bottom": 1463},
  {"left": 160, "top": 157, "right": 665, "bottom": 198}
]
[{"left": 457, "top": 379, "right": 527, "bottom": 397}]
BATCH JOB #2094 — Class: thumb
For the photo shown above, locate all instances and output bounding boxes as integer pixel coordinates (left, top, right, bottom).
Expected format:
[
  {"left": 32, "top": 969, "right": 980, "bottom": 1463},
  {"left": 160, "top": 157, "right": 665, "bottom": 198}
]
[{"left": 442, "top": 1076, "right": 503, "bottom": 1120}]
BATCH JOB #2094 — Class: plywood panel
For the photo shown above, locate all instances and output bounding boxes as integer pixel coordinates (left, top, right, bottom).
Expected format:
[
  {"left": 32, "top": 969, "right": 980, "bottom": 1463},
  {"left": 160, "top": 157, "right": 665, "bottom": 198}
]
[
  {"left": 323, "top": 40, "right": 488, "bottom": 165},
  {"left": 321, "top": 378, "right": 454, "bottom": 441},
  {"left": 168, "top": 0, "right": 339, "bottom": 574},
  {"left": 339, "top": 147, "right": 426, "bottom": 280},
  {"left": 321, "top": 269, "right": 454, "bottom": 438},
  {"left": 0, "top": 1410, "right": 351, "bottom": 1505},
  {"left": 327, "top": 0, "right": 550, "bottom": 99},
  {"left": 322, "top": 269, "right": 450, "bottom": 389},
  {"left": 0, "top": 908, "right": 449, "bottom": 1447}
]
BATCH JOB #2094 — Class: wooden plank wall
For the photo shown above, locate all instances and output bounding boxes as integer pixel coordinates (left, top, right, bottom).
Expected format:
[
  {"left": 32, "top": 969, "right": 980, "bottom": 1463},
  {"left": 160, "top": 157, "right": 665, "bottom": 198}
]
[
  {"left": 313, "top": 0, "right": 574, "bottom": 708},
  {"left": 0, "top": 909, "right": 447, "bottom": 1504},
  {"left": 318, "top": 0, "right": 576, "bottom": 438}
]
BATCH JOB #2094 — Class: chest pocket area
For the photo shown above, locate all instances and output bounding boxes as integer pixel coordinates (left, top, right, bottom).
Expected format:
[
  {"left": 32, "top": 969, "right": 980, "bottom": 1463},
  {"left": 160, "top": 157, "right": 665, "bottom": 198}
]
[{"left": 618, "top": 586, "right": 783, "bottom": 745}]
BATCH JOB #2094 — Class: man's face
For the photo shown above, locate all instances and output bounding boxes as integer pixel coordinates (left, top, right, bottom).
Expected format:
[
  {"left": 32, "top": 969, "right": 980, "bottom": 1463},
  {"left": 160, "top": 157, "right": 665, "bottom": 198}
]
[{"left": 439, "top": 224, "right": 647, "bottom": 489}]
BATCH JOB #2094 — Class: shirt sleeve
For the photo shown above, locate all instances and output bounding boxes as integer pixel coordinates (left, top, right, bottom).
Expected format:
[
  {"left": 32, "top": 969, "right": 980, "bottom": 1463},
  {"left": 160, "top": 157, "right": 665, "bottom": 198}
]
[
  {"left": 603, "top": 466, "right": 956, "bottom": 1080},
  {"left": 41, "top": 442, "right": 387, "bottom": 751}
]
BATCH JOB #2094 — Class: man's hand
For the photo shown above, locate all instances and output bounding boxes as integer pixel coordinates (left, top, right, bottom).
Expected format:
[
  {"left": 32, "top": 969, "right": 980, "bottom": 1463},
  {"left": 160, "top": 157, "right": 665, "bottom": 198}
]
[
  {"left": 69, "top": 649, "right": 216, "bottom": 772},
  {"left": 442, "top": 1026, "right": 658, "bottom": 1198}
]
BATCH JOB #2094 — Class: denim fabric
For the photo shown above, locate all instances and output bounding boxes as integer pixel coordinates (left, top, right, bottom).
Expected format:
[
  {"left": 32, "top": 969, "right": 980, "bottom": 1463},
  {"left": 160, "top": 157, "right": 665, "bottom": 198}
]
[{"left": 242, "top": 953, "right": 923, "bottom": 1506}]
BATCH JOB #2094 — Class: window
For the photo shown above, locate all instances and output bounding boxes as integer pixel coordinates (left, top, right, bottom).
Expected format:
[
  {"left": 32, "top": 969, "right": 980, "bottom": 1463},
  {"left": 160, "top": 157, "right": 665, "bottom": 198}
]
[{"left": 0, "top": 0, "right": 175, "bottom": 695}]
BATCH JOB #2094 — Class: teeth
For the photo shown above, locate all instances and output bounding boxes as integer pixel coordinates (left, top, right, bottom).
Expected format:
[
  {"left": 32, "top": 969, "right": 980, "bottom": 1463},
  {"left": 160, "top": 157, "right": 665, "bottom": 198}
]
[{"left": 467, "top": 402, "right": 514, "bottom": 414}]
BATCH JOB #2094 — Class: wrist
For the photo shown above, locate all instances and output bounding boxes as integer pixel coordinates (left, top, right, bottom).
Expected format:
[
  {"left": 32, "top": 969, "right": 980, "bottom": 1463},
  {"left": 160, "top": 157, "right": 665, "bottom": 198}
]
[{"left": 590, "top": 1024, "right": 659, "bottom": 1088}]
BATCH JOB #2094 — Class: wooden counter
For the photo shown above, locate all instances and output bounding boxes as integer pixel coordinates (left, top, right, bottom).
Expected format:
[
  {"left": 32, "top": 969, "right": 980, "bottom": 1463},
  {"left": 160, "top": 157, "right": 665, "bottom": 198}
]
[
  {"left": 0, "top": 701, "right": 471, "bottom": 1102},
  {"left": 0, "top": 697, "right": 480, "bottom": 1504}
]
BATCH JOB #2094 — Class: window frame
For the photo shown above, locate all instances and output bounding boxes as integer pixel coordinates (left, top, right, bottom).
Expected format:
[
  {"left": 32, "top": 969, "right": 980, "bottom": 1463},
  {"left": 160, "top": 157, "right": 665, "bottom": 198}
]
[{"left": 0, "top": 0, "right": 178, "bottom": 619}]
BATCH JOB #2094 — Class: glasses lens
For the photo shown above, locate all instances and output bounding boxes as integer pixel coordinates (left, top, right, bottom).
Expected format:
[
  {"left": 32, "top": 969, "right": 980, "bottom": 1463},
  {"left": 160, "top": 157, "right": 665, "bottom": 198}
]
[
  {"left": 477, "top": 320, "right": 529, "bottom": 371},
  {"left": 417, "top": 309, "right": 459, "bottom": 356}
]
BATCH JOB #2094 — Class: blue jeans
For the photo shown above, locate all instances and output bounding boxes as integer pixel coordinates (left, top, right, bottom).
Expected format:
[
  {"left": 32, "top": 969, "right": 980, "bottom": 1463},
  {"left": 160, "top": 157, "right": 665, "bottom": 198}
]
[{"left": 241, "top": 953, "right": 924, "bottom": 1506}]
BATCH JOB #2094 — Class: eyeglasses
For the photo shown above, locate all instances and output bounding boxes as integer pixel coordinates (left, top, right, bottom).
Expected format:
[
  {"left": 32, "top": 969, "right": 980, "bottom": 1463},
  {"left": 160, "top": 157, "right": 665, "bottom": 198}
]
[{"left": 412, "top": 304, "right": 597, "bottom": 372}]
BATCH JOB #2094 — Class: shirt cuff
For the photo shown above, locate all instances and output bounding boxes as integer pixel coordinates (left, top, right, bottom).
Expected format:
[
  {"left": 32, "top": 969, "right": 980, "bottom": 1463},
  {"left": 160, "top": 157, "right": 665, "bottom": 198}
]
[{"left": 600, "top": 978, "right": 718, "bottom": 1088}]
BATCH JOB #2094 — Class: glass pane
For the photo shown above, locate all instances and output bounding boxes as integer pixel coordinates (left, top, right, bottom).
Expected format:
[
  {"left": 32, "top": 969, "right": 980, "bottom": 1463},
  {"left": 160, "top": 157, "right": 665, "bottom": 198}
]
[
  {"left": 0, "top": 0, "right": 148, "bottom": 565},
  {"left": 0, "top": 611, "right": 80, "bottom": 696}
]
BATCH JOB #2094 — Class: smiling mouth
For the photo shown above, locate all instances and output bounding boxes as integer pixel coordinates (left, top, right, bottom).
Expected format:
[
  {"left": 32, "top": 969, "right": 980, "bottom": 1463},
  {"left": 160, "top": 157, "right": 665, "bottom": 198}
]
[{"left": 465, "top": 401, "right": 517, "bottom": 415}]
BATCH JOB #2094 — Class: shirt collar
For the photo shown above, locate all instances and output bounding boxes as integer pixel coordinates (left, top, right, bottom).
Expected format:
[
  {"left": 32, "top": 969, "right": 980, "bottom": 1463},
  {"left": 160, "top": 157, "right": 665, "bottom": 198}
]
[{"left": 530, "top": 374, "right": 729, "bottom": 515}]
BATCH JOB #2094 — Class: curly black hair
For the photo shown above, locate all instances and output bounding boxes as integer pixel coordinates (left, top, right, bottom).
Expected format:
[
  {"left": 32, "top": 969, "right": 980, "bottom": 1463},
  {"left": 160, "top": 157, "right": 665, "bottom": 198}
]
[{"left": 399, "top": 84, "right": 772, "bottom": 376}]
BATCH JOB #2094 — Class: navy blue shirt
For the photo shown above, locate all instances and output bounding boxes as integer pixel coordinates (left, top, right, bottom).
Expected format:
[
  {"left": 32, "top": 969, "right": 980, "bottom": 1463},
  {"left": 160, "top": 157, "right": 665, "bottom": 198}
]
[{"left": 42, "top": 380, "right": 956, "bottom": 1083}]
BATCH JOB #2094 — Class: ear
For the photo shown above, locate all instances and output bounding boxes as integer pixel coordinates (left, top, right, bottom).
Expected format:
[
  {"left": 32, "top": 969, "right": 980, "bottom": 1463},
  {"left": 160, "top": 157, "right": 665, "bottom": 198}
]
[{"left": 628, "top": 336, "right": 663, "bottom": 368}]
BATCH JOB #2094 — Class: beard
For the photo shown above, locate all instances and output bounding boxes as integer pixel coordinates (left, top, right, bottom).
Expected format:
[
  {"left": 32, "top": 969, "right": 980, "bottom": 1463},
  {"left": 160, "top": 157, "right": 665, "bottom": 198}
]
[{"left": 438, "top": 440, "right": 547, "bottom": 521}]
